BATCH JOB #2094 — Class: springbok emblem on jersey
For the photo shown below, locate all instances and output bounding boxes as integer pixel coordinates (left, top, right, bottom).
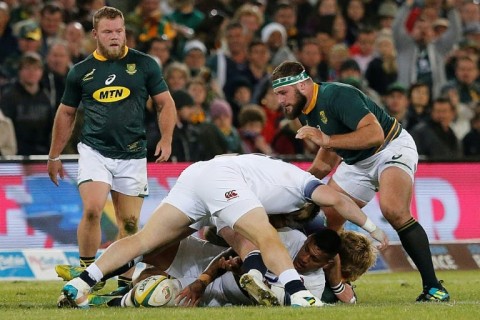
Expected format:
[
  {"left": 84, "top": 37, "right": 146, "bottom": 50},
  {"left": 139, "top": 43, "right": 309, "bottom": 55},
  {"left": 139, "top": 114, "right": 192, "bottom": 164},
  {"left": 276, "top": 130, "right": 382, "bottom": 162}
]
[
  {"left": 319, "top": 111, "right": 328, "bottom": 124},
  {"left": 126, "top": 64, "right": 137, "bottom": 75}
]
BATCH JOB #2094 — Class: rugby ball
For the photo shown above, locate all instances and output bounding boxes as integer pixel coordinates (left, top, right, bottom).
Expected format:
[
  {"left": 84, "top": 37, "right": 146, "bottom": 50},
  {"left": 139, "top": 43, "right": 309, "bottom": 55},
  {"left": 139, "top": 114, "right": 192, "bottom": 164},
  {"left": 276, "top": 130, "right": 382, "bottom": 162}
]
[{"left": 132, "top": 275, "right": 180, "bottom": 307}]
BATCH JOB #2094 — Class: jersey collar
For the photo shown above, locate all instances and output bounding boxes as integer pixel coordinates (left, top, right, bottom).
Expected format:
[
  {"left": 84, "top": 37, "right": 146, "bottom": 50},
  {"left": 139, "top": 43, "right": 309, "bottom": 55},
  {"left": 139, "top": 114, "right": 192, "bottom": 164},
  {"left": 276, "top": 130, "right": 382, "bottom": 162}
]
[
  {"left": 302, "top": 83, "right": 319, "bottom": 115},
  {"left": 93, "top": 46, "right": 129, "bottom": 61}
]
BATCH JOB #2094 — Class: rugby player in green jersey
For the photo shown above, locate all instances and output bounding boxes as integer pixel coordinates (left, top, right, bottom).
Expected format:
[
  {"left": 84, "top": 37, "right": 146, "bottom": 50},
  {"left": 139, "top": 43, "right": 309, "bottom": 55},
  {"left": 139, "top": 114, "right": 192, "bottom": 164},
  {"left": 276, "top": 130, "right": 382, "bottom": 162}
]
[
  {"left": 271, "top": 61, "right": 450, "bottom": 303},
  {"left": 47, "top": 6, "right": 176, "bottom": 294}
]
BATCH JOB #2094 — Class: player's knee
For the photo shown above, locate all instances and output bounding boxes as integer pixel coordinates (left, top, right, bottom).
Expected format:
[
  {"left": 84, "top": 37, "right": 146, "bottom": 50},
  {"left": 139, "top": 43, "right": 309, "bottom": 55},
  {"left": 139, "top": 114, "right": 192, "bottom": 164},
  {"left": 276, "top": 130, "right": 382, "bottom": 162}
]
[
  {"left": 82, "top": 207, "right": 103, "bottom": 222},
  {"left": 381, "top": 205, "right": 410, "bottom": 228},
  {"left": 120, "top": 216, "right": 139, "bottom": 235}
]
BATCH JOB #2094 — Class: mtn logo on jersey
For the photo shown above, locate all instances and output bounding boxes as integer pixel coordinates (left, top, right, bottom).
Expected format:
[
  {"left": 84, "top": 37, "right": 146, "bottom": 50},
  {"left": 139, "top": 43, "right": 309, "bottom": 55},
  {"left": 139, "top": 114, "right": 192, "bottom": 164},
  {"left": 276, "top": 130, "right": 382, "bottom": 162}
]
[
  {"left": 93, "top": 86, "right": 131, "bottom": 102},
  {"left": 225, "top": 190, "right": 238, "bottom": 200}
]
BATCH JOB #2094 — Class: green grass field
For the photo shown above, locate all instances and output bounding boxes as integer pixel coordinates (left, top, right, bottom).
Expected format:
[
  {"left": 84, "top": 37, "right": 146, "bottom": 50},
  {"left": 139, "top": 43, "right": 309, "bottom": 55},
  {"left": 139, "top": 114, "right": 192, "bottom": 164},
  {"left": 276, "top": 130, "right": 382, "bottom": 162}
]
[{"left": 1, "top": 270, "right": 479, "bottom": 320}]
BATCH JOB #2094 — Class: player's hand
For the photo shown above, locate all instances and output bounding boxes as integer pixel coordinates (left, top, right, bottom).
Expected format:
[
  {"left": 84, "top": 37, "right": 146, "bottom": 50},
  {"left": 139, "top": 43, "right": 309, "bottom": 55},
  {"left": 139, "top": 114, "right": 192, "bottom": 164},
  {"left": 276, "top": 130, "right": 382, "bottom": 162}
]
[
  {"left": 296, "top": 125, "right": 331, "bottom": 149},
  {"left": 154, "top": 138, "right": 172, "bottom": 163},
  {"left": 219, "top": 256, "right": 242, "bottom": 275},
  {"left": 335, "top": 283, "right": 357, "bottom": 304},
  {"left": 369, "top": 227, "right": 389, "bottom": 250},
  {"left": 174, "top": 279, "right": 206, "bottom": 307},
  {"left": 47, "top": 160, "right": 65, "bottom": 186}
]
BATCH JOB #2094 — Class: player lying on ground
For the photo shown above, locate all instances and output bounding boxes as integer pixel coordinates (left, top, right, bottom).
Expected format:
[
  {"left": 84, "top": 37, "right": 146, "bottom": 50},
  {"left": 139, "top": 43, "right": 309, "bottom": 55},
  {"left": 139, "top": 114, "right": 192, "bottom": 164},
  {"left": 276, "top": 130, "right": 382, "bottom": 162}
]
[
  {"left": 59, "top": 154, "right": 387, "bottom": 308},
  {"left": 80, "top": 227, "right": 376, "bottom": 307}
]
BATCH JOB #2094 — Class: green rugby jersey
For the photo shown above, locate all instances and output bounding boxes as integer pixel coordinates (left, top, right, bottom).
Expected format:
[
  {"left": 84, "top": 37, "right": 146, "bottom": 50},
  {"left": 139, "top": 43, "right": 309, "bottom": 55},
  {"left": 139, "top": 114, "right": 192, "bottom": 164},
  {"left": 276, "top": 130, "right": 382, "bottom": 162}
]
[
  {"left": 62, "top": 47, "right": 168, "bottom": 159},
  {"left": 300, "top": 82, "right": 401, "bottom": 164}
]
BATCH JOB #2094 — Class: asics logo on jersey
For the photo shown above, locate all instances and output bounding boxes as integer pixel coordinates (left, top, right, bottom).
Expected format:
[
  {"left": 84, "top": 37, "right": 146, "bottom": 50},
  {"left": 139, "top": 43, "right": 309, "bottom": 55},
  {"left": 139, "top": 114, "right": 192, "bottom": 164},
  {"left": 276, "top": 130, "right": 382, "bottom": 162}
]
[
  {"left": 392, "top": 154, "right": 403, "bottom": 160},
  {"left": 105, "top": 74, "right": 116, "bottom": 85},
  {"left": 225, "top": 190, "right": 238, "bottom": 200}
]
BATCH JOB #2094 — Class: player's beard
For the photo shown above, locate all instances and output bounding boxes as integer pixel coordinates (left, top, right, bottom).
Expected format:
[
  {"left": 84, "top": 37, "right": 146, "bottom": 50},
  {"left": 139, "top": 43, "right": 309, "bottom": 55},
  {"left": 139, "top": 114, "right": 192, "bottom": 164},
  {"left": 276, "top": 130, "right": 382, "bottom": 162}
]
[
  {"left": 98, "top": 39, "right": 126, "bottom": 60},
  {"left": 284, "top": 88, "right": 307, "bottom": 120}
]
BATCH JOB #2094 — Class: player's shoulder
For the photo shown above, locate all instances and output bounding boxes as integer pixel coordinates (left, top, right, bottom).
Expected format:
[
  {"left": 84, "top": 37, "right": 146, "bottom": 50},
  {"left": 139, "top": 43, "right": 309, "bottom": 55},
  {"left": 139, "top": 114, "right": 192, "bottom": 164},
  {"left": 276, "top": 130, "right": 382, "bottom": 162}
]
[
  {"left": 127, "top": 48, "right": 158, "bottom": 64},
  {"left": 66, "top": 54, "right": 95, "bottom": 80}
]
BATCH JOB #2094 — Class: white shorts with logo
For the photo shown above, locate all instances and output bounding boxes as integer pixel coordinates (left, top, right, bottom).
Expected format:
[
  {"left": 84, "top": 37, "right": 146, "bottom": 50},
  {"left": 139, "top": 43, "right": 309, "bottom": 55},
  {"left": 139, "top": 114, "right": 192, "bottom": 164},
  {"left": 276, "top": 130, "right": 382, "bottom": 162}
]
[
  {"left": 332, "top": 130, "right": 418, "bottom": 203},
  {"left": 162, "top": 154, "right": 317, "bottom": 229},
  {"left": 77, "top": 142, "right": 148, "bottom": 196}
]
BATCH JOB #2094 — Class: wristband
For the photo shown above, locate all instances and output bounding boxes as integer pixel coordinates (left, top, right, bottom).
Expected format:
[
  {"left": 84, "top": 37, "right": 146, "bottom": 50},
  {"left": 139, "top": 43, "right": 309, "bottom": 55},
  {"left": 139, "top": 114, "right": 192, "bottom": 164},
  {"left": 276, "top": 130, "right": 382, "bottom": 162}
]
[
  {"left": 331, "top": 281, "right": 345, "bottom": 294},
  {"left": 48, "top": 156, "right": 61, "bottom": 161},
  {"left": 361, "top": 217, "right": 377, "bottom": 233},
  {"left": 198, "top": 273, "right": 212, "bottom": 285}
]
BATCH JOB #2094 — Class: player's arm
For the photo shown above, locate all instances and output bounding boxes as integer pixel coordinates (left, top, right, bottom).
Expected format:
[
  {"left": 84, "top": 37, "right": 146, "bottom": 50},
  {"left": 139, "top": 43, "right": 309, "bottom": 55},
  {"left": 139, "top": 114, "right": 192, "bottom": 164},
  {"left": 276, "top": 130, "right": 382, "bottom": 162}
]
[
  {"left": 175, "top": 247, "right": 238, "bottom": 307},
  {"left": 152, "top": 90, "right": 177, "bottom": 163},
  {"left": 47, "top": 103, "right": 77, "bottom": 186},
  {"left": 308, "top": 184, "right": 388, "bottom": 249},
  {"left": 308, "top": 147, "right": 341, "bottom": 180},
  {"left": 296, "top": 113, "right": 384, "bottom": 151}
]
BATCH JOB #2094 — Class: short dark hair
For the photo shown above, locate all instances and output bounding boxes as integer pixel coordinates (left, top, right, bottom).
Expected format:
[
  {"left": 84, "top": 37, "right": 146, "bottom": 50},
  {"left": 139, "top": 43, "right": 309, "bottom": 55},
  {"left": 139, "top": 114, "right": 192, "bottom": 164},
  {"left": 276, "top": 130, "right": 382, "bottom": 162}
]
[
  {"left": 311, "top": 228, "right": 342, "bottom": 257},
  {"left": 271, "top": 61, "right": 305, "bottom": 82},
  {"left": 19, "top": 52, "right": 43, "bottom": 70},
  {"left": 93, "top": 6, "right": 124, "bottom": 30}
]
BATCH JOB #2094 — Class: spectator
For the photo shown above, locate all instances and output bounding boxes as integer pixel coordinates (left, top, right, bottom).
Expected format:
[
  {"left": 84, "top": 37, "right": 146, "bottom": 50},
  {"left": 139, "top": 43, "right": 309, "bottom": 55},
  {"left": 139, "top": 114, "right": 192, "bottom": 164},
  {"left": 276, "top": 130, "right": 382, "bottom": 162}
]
[
  {"left": 238, "top": 104, "right": 272, "bottom": 155},
  {"left": 462, "top": 107, "right": 480, "bottom": 157},
  {"left": 460, "top": 1, "right": 480, "bottom": 34},
  {"left": 0, "top": 52, "right": 54, "bottom": 155},
  {"left": 392, "top": 0, "right": 462, "bottom": 98},
  {"left": 338, "top": 59, "right": 382, "bottom": 106},
  {"left": 365, "top": 32, "right": 398, "bottom": 98},
  {"left": 233, "top": 3, "right": 264, "bottom": 45},
  {"left": 0, "top": 2, "right": 18, "bottom": 66},
  {"left": 254, "top": 79, "right": 283, "bottom": 144},
  {"left": 167, "top": 0, "right": 205, "bottom": 59},
  {"left": 448, "top": 56, "right": 480, "bottom": 105},
  {"left": 244, "top": 39, "right": 271, "bottom": 98},
  {"left": 350, "top": 27, "right": 377, "bottom": 75},
  {"left": 440, "top": 83, "right": 474, "bottom": 140},
  {"left": 38, "top": 1, "right": 65, "bottom": 57},
  {"left": 410, "top": 97, "right": 463, "bottom": 160},
  {"left": 164, "top": 89, "right": 197, "bottom": 162},
  {"left": 209, "top": 98, "right": 243, "bottom": 154},
  {"left": 326, "top": 43, "right": 350, "bottom": 81},
  {"left": 377, "top": 1, "right": 398, "bottom": 30},
  {"left": 125, "top": 0, "right": 175, "bottom": 52},
  {"left": 384, "top": 82, "right": 410, "bottom": 128},
  {"left": 344, "top": 0, "right": 367, "bottom": 46},
  {"left": 182, "top": 39, "right": 208, "bottom": 78},
  {"left": 406, "top": 82, "right": 432, "bottom": 132},
  {"left": 332, "top": 13, "right": 348, "bottom": 45},
  {"left": 186, "top": 78, "right": 209, "bottom": 123},
  {"left": 296, "top": 37, "right": 327, "bottom": 83},
  {"left": 229, "top": 76, "right": 253, "bottom": 127},
  {"left": 63, "top": 21, "right": 88, "bottom": 64},
  {"left": 272, "top": 1, "right": 299, "bottom": 51},
  {"left": 302, "top": 0, "right": 340, "bottom": 38},
  {"left": 207, "top": 21, "right": 249, "bottom": 99},
  {"left": 3, "top": 19, "right": 42, "bottom": 78},
  {"left": 271, "top": 119, "right": 305, "bottom": 156},
  {"left": 145, "top": 35, "right": 175, "bottom": 69},
  {"left": 261, "top": 22, "right": 297, "bottom": 69},
  {"left": 0, "top": 108, "right": 17, "bottom": 156},
  {"left": 8, "top": 0, "right": 40, "bottom": 26},
  {"left": 41, "top": 40, "right": 72, "bottom": 108},
  {"left": 164, "top": 61, "right": 190, "bottom": 91}
]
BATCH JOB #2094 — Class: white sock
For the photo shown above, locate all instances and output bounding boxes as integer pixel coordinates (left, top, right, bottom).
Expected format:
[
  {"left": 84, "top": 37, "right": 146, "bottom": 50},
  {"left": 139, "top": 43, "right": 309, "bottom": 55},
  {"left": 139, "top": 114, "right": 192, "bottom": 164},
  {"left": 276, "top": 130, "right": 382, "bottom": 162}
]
[
  {"left": 85, "top": 263, "right": 104, "bottom": 282},
  {"left": 279, "top": 268, "right": 301, "bottom": 285}
]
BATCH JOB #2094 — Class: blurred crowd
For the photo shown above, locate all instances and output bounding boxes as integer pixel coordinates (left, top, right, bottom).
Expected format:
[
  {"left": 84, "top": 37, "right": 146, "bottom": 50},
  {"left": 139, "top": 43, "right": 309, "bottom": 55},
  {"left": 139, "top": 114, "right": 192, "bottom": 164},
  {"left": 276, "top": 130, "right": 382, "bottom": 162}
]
[{"left": 0, "top": 0, "right": 479, "bottom": 161}]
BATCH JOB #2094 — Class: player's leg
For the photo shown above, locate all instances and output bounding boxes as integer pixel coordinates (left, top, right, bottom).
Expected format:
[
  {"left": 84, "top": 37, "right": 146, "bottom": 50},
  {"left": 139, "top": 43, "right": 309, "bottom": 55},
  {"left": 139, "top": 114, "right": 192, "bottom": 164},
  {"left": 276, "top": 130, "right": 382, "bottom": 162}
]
[
  {"left": 60, "top": 202, "right": 193, "bottom": 308},
  {"left": 232, "top": 208, "right": 322, "bottom": 307},
  {"left": 109, "top": 191, "right": 143, "bottom": 293},
  {"left": 379, "top": 167, "right": 449, "bottom": 302}
]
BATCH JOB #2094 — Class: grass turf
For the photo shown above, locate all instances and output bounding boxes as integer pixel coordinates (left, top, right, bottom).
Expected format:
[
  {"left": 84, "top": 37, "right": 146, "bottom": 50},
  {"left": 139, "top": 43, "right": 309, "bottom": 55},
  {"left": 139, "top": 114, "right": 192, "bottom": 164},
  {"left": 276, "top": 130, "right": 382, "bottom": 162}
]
[{"left": 1, "top": 270, "right": 479, "bottom": 320}]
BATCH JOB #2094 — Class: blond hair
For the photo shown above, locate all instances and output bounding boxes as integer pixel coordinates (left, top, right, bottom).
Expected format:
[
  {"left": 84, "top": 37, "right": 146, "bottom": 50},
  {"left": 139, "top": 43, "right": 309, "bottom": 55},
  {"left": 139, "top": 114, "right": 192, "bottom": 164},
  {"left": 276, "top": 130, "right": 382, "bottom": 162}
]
[
  {"left": 339, "top": 231, "right": 377, "bottom": 282},
  {"left": 93, "top": 6, "right": 124, "bottom": 30}
]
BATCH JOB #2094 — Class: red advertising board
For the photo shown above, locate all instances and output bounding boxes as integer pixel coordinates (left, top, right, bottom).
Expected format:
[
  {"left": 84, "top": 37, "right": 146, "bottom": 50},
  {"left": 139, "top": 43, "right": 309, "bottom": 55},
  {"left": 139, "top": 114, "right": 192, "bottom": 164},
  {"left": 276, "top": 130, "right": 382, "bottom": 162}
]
[{"left": 0, "top": 161, "right": 479, "bottom": 249}]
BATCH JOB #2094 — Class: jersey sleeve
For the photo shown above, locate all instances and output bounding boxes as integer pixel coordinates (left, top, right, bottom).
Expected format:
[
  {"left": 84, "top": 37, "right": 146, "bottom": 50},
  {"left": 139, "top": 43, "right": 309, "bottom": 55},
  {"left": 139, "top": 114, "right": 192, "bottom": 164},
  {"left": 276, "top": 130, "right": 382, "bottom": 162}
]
[
  {"left": 60, "top": 67, "right": 82, "bottom": 108},
  {"left": 327, "top": 85, "right": 371, "bottom": 130},
  {"left": 145, "top": 56, "right": 169, "bottom": 97}
]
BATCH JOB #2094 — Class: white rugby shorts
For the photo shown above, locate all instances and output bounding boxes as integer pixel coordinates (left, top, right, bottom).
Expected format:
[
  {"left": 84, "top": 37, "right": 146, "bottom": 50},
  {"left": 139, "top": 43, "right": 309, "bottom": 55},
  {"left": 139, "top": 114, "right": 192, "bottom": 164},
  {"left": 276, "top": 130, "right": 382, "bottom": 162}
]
[
  {"left": 77, "top": 142, "right": 148, "bottom": 196},
  {"left": 332, "top": 130, "right": 418, "bottom": 203}
]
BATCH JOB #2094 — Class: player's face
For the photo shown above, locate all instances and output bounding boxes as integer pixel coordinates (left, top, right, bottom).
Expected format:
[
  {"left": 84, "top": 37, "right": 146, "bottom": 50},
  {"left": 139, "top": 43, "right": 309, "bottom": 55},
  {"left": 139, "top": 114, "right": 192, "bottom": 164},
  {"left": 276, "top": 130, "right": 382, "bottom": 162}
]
[
  {"left": 274, "top": 85, "right": 307, "bottom": 120},
  {"left": 93, "top": 17, "right": 126, "bottom": 60},
  {"left": 293, "top": 236, "right": 334, "bottom": 273}
]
